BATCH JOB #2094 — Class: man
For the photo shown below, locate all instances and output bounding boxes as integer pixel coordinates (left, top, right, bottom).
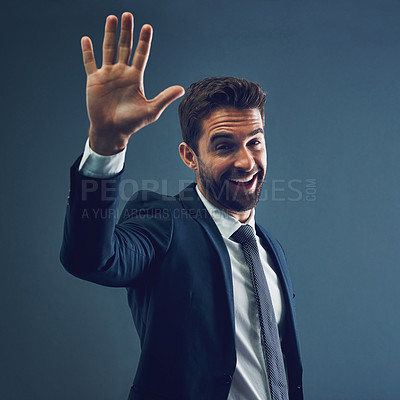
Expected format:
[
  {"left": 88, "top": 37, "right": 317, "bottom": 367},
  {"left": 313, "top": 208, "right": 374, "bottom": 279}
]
[{"left": 61, "top": 12, "right": 303, "bottom": 400}]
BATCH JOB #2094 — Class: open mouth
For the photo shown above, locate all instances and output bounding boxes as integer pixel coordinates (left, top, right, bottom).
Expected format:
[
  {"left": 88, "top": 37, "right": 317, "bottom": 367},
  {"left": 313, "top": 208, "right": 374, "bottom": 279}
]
[{"left": 228, "top": 173, "right": 258, "bottom": 190}]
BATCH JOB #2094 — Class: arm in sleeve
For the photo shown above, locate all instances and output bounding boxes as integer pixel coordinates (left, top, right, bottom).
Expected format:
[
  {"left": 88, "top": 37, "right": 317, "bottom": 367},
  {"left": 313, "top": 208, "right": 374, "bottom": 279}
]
[
  {"left": 60, "top": 156, "right": 173, "bottom": 287},
  {"left": 79, "top": 138, "right": 126, "bottom": 178}
]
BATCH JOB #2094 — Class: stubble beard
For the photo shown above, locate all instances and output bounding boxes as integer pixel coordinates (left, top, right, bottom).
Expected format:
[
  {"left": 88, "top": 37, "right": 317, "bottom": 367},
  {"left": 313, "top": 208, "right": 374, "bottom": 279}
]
[{"left": 197, "top": 158, "right": 265, "bottom": 212}]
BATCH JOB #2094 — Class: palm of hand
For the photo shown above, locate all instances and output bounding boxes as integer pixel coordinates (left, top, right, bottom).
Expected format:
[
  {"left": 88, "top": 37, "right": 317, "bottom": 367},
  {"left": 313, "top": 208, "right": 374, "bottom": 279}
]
[
  {"left": 81, "top": 12, "right": 184, "bottom": 155},
  {"left": 86, "top": 64, "right": 149, "bottom": 137}
]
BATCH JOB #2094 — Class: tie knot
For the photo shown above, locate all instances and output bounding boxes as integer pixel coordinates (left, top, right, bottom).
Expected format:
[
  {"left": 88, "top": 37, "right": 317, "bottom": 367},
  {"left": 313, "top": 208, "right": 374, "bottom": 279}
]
[{"left": 230, "top": 224, "right": 257, "bottom": 245}]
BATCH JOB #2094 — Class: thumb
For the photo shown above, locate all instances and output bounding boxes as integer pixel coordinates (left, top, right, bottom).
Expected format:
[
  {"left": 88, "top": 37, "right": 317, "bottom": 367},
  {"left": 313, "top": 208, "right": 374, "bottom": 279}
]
[{"left": 151, "top": 85, "right": 185, "bottom": 119}]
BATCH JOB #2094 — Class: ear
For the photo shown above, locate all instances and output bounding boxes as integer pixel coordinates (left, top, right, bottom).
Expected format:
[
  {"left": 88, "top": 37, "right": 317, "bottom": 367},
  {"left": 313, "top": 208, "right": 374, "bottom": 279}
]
[{"left": 179, "top": 142, "right": 198, "bottom": 170}]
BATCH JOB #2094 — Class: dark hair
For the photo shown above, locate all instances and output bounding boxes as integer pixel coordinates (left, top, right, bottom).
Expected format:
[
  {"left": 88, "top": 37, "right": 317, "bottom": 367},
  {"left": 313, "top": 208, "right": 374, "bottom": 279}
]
[{"left": 178, "top": 76, "right": 266, "bottom": 154}]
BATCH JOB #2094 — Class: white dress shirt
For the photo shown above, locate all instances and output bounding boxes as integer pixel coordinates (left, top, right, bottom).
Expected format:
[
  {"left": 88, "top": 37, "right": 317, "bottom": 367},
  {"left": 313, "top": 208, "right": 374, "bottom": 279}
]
[
  {"left": 196, "top": 188, "right": 286, "bottom": 400},
  {"left": 78, "top": 139, "right": 287, "bottom": 400},
  {"left": 78, "top": 139, "right": 126, "bottom": 178}
]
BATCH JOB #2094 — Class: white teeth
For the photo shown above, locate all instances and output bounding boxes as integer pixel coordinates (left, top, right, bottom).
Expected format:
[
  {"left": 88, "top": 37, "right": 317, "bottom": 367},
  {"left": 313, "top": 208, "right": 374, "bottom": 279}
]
[{"left": 230, "top": 175, "right": 254, "bottom": 183}]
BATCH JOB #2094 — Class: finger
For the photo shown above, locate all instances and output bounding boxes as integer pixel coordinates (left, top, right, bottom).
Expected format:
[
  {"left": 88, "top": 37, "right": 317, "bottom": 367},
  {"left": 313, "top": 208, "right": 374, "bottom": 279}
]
[
  {"left": 102, "top": 15, "right": 118, "bottom": 65},
  {"left": 131, "top": 24, "right": 153, "bottom": 75},
  {"left": 117, "top": 12, "right": 134, "bottom": 64},
  {"left": 81, "top": 36, "right": 97, "bottom": 75},
  {"left": 151, "top": 85, "right": 185, "bottom": 119}
]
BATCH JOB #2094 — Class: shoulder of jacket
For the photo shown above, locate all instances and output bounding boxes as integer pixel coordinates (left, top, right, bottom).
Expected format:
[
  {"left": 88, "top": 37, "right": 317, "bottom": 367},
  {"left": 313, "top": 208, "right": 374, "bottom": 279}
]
[{"left": 119, "top": 190, "right": 181, "bottom": 223}]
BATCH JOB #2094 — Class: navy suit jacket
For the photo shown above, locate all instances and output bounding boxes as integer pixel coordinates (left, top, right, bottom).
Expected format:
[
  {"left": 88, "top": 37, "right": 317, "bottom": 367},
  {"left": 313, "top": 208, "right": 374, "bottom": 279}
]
[{"left": 61, "top": 159, "right": 303, "bottom": 400}]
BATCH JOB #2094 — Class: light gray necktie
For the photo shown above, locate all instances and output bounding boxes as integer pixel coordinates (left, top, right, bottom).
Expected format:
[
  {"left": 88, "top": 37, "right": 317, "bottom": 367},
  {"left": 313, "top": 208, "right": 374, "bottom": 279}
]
[{"left": 231, "top": 224, "right": 289, "bottom": 400}]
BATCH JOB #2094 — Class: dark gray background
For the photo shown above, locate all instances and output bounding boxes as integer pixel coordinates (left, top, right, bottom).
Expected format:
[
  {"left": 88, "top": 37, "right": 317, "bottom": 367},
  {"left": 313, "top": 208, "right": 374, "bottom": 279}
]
[{"left": 1, "top": 0, "right": 399, "bottom": 399}]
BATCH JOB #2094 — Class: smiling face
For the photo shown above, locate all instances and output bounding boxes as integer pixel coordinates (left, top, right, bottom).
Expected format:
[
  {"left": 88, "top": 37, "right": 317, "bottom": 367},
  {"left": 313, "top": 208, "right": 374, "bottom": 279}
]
[{"left": 179, "top": 107, "right": 267, "bottom": 221}]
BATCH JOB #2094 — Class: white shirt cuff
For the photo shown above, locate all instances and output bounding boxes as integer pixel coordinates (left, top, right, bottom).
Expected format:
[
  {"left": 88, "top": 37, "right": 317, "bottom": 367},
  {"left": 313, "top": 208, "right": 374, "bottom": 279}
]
[{"left": 78, "top": 138, "right": 126, "bottom": 178}]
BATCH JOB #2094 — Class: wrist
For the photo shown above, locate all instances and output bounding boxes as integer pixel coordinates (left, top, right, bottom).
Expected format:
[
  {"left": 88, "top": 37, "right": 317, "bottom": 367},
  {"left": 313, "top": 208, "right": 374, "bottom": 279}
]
[{"left": 88, "top": 127, "right": 128, "bottom": 155}]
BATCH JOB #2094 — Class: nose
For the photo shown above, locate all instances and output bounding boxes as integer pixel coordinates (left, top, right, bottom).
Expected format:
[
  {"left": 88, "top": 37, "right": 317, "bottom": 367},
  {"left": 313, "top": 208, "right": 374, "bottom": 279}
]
[{"left": 233, "top": 146, "right": 255, "bottom": 172}]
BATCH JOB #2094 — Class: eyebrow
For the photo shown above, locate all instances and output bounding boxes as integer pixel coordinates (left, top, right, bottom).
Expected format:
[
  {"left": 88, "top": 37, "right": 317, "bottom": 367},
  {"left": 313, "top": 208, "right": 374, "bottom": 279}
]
[{"left": 209, "top": 128, "right": 264, "bottom": 144}]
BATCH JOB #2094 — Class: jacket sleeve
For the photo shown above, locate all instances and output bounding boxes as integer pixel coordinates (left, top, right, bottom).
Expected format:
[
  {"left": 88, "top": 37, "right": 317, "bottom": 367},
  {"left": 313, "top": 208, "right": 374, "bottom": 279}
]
[{"left": 60, "top": 157, "right": 173, "bottom": 287}]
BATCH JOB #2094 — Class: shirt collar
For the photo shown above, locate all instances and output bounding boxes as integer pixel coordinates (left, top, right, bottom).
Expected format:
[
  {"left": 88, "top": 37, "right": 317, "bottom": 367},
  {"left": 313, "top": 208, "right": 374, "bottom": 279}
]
[{"left": 195, "top": 185, "right": 256, "bottom": 239}]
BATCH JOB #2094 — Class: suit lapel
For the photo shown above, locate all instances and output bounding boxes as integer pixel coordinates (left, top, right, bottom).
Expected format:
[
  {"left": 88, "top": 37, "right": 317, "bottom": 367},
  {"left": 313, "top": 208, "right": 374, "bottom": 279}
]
[
  {"left": 177, "top": 183, "right": 235, "bottom": 330},
  {"left": 256, "top": 224, "right": 292, "bottom": 291},
  {"left": 256, "top": 224, "right": 302, "bottom": 355}
]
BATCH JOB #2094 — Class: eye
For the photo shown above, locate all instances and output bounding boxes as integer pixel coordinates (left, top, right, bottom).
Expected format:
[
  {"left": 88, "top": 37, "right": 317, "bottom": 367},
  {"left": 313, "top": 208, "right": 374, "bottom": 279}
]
[
  {"left": 215, "top": 143, "right": 232, "bottom": 151},
  {"left": 249, "top": 139, "right": 262, "bottom": 147}
]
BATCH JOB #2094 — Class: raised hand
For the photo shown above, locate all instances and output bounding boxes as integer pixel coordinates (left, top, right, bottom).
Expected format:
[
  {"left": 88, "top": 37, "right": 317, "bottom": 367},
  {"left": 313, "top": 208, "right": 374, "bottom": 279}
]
[{"left": 81, "top": 12, "right": 185, "bottom": 155}]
